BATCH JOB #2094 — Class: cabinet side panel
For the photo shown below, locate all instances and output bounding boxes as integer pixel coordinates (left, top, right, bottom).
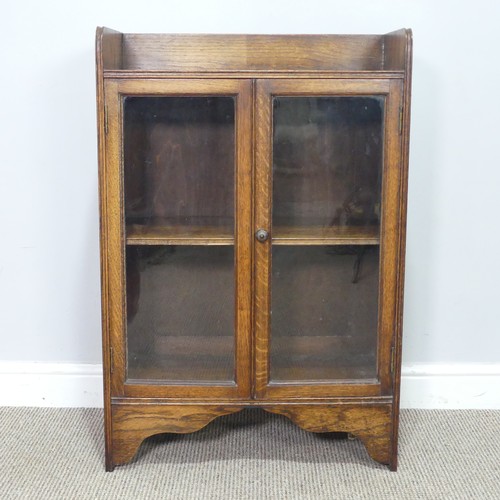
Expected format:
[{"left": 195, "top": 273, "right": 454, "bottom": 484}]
[
  {"left": 96, "top": 27, "right": 122, "bottom": 471},
  {"left": 390, "top": 30, "right": 413, "bottom": 472},
  {"left": 99, "top": 27, "right": 123, "bottom": 70},
  {"left": 382, "top": 29, "right": 409, "bottom": 71}
]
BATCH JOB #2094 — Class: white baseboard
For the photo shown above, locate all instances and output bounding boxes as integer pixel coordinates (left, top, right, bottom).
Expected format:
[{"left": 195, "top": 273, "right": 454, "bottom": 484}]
[
  {"left": 0, "top": 362, "right": 103, "bottom": 408},
  {"left": 400, "top": 363, "right": 500, "bottom": 409},
  {"left": 0, "top": 362, "right": 499, "bottom": 409}
]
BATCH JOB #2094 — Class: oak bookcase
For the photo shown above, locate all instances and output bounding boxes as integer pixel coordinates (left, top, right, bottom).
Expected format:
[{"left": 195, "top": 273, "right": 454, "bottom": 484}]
[{"left": 96, "top": 27, "right": 412, "bottom": 471}]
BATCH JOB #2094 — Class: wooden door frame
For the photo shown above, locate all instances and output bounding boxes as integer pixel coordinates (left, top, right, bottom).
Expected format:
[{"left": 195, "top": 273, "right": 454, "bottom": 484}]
[
  {"left": 253, "top": 78, "right": 403, "bottom": 399},
  {"left": 102, "top": 78, "right": 253, "bottom": 400}
]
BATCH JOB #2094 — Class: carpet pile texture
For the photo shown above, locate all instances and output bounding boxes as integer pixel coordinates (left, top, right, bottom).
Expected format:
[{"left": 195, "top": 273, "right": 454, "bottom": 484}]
[{"left": 1, "top": 408, "right": 499, "bottom": 499}]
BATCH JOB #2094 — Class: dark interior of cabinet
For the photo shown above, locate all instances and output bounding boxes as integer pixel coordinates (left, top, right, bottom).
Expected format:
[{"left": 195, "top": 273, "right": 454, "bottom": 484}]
[
  {"left": 123, "top": 96, "right": 235, "bottom": 234},
  {"left": 123, "top": 95, "right": 384, "bottom": 385},
  {"left": 126, "top": 244, "right": 379, "bottom": 384},
  {"left": 269, "top": 96, "right": 383, "bottom": 382},
  {"left": 270, "top": 245, "right": 379, "bottom": 382},
  {"left": 126, "top": 245, "right": 235, "bottom": 383},
  {"left": 272, "top": 96, "right": 384, "bottom": 230}
]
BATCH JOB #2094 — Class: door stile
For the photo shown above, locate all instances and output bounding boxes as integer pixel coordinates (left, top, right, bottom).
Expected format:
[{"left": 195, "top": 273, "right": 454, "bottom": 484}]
[
  {"left": 376, "top": 79, "right": 404, "bottom": 394},
  {"left": 234, "top": 79, "right": 253, "bottom": 398},
  {"left": 103, "top": 80, "right": 126, "bottom": 397},
  {"left": 253, "top": 80, "right": 273, "bottom": 398}
]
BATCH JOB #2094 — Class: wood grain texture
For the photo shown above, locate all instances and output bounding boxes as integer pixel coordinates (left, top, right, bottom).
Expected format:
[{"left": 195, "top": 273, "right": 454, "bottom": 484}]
[
  {"left": 96, "top": 26, "right": 123, "bottom": 472},
  {"left": 97, "top": 28, "right": 412, "bottom": 471},
  {"left": 98, "top": 27, "right": 123, "bottom": 70},
  {"left": 111, "top": 403, "right": 242, "bottom": 467},
  {"left": 126, "top": 224, "right": 234, "bottom": 245},
  {"left": 272, "top": 225, "right": 379, "bottom": 245},
  {"left": 122, "top": 35, "right": 384, "bottom": 72},
  {"left": 390, "top": 28, "right": 413, "bottom": 472},
  {"left": 253, "top": 78, "right": 398, "bottom": 401},
  {"left": 253, "top": 80, "right": 273, "bottom": 398},
  {"left": 234, "top": 80, "right": 254, "bottom": 398},
  {"left": 103, "top": 78, "right": 253, "bottom": 403},
  {"left": 376, "top": 79, "right": 404, "bottom": 396},
  {"left": 264, "top": 404, "right": 392, "bottom": 466},
  {"left": 383, "top": 29, "right": 410, "bottom": 71},
  {"left": 103, "top": 80, "right": 127, "bottom": 400},
  {"left": 104, "top": 70, "right": 405, "bottom": 80}
]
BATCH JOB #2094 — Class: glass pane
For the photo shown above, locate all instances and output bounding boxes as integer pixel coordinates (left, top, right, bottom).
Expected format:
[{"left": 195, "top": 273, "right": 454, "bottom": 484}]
[
  {"left": 270, "top": 246, "right": 379, "bottom": 381},
  {"left": 273, "top": 96, "right": 383, "bottom": 231},
  {"left": 123, "top": 96, "right": 235, "bottom": 236},
  {"left": 270, "top": 96, "right": 383, "bottom": 382},
  {"left": 126, "top": 246, "right": 235, "bottom": 383}
]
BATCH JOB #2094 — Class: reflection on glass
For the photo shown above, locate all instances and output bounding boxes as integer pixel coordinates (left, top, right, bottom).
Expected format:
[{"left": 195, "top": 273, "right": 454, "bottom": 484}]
[
  {"left": 126, "top": 246, "right": 235, "bottom": 383},
  {"left": 123, "top": 97, "right": 235, "bottom": 234},
  {"left": 270, "top": 96, "right": 383, "bottom": 383},
  {"left": 272, "top": 96, "right": 383, "bottom": 231},
  {"left": 270, "top": 246, "right": 379, "bottom": 382}
]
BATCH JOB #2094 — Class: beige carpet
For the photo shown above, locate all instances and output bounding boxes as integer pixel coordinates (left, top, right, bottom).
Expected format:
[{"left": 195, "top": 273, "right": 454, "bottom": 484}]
[{"left": 1, "top": 408, "right": 499, "bottom": 499}]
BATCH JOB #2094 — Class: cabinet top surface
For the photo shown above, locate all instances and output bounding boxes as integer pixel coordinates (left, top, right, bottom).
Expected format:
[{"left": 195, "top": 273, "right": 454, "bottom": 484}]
[{"left": 96, "top": 27, "right": 412, "bottom": 74}]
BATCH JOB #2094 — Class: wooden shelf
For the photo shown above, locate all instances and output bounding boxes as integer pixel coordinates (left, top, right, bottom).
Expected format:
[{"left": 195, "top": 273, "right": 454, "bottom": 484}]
[
  {"left": 272, "top": 225, "right": 379, "bottom": 245},
  {"left": 126, "top": 224, "right": 379, "bottom": 246},
  {"left": 126, "top": 224, "right": 234, "bottom": 245}
]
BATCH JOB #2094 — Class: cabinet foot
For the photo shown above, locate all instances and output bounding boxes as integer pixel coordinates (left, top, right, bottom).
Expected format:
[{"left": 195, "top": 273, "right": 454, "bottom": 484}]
[
  {"left": 109, "top": 403, "right": 242, "bottom": 468},
  {"left": 263, "top": 404, "right": 395, "bottom": 468}
]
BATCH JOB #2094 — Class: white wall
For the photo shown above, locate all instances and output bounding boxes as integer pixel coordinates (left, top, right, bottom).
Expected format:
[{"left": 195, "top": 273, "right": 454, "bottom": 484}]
[{"left": 1, "top": 0, "right": 499, "bottom": 406}]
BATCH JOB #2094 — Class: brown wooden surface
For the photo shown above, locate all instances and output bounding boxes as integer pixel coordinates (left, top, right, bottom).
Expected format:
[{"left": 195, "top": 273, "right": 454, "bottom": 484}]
[
  {"left": 110, "top": 401, "right": 393, "bottom": 468},
  {"left": 96, "top": 26, "right": 112, "bottom": 471},
  {"left": 121, "top": 34, "right": 384, "bottom": 72},
  {"left": 104, "top": 70, "right": 405, "bottom": 81},
  {"left": 253, "top": 78, "right": 399, "bottom": 400},
  {"left": 376, "top": 79, "right": 404, "bottom": 399},
  {"left": 104, "top": 77, "right": 253, "bottom": 403},
  {"left": 253, "top": 78, "right": 272, "bottom": 399},
  {"left": 265, "top": 403, "right": 393, "bottom": 465},
  {"left": 272, "top": 225, "right": 379, "bottom": 245},
  {"left": 383, "top": 29, "right": 411, "bottom": 71},
  {"left": 96, "top": 26, "right": 123, "bottom": 472},
  {"left": 126, "top": 224, "right": 234, "bottom": 245},
  {"left": 97, "top": 28, "right": 412, "bottom": 471},
  {"left": 111, "top": 403, "right": 243, "bottom": 467},
  {"left": 390, "top": 28, "right": 413, "bottom": 472},
  {"left": 103, "top": 80, "right": 127, "bottom": 402},
  {"left": 125, "top": 224, "right": 379, "bottom": 246},
  {"left": 98, "top": 27, "right": 123, "bottom": 70}
]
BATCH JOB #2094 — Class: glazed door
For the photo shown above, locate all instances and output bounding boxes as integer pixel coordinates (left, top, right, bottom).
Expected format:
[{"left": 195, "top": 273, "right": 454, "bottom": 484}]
[
  {"left": 104, "top": 79, "right": 252, "bottom": 399},
  {"left": 254, "top": 79, "right": 403, "bottom": 399}
]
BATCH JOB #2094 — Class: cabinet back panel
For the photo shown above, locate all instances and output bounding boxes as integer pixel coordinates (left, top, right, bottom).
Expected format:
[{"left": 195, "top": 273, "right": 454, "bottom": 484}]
[
  {"left": 270, "top": 246, "right": 379, "bottom": 382},
  {"left": 272, "top": 96, "right": 383, "bottom": 228},
  {"left": 126, "top": 246, "right": 235, "bottom": 383},
  {"left": 122, "top": 35, "right": 384, "bottom": 72},
  {"left": 123, "top": 96, "right": 235, "bottom": 228}
]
